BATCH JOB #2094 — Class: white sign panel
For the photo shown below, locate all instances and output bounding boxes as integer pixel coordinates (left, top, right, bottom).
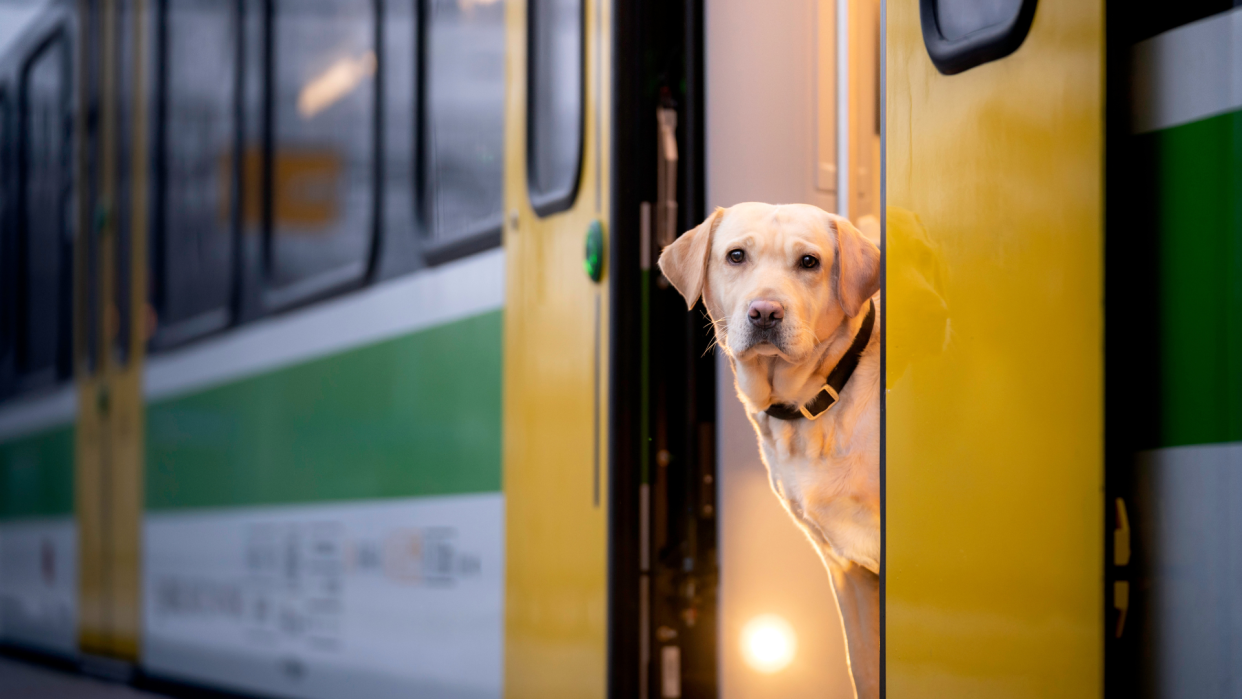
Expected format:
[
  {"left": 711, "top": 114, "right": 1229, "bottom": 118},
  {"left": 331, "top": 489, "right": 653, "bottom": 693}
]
[
  {"left": 0, "top": 517, "right": 77, "bottom": 656},
  {"left": 143, "top": 494, "right": 503, "bottom": 699}
]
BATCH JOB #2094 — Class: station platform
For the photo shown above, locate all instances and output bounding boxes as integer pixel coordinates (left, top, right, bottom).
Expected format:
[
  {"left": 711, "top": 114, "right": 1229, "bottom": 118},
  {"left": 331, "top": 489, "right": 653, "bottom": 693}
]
[{"left": 0, "top": 656, "right": 167, "bottom": 699}]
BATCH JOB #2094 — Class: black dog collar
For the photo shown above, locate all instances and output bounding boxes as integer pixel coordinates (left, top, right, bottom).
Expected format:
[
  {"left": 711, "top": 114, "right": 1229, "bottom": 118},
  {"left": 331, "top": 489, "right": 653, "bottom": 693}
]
[{"left": 765, "top": 299, "right": 876, "bottom": 421}]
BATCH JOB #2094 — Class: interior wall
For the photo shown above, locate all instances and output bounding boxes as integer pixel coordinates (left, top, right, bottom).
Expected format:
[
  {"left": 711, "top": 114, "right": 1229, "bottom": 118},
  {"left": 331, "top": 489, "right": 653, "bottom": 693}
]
[{"left": 705, "top": 0, "right": 855, "bottom": 696}]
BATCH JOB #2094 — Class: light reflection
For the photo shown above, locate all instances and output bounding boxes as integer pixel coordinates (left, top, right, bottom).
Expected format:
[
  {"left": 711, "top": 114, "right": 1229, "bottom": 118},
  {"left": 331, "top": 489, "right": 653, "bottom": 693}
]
[
  {"left": 741, "top": 613, "right": 797, "bottom": 674},
  {"left": 458, "top": 0, "right": 501, "bottom": 11},
  {"left": 297, "top": 52, "right": 376, "bottom": 119}
]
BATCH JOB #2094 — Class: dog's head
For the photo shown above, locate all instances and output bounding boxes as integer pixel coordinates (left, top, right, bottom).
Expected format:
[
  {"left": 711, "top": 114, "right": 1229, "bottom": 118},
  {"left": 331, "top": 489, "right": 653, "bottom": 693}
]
[{"left": 658, "top": 202, "right": 880, "bottom": 363}]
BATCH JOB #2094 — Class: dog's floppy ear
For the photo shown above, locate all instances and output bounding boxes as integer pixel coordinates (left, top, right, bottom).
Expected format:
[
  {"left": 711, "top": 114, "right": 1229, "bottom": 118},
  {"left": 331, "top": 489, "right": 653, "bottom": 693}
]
[
  {"left": 658, "top": 207, "right": 725, "bottom": 310},
  {"left": 832, "top": 214, "right": 881, "bottom": 317}
]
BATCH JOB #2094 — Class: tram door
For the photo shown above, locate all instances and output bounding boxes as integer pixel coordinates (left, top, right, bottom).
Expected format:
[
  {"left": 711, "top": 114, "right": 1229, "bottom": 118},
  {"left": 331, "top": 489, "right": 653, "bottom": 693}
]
[
  {"left": 886, "top": 0, "right": 1103, "bottom": 695},
  {"left": 705, "top": 0, "right": 879, "bottom": 696},
  {"left": 502, "top": 0, "right": 611, "bottom": 696},
  {"left": 75, "top": 0, "right": 145, "bottom": 662}
]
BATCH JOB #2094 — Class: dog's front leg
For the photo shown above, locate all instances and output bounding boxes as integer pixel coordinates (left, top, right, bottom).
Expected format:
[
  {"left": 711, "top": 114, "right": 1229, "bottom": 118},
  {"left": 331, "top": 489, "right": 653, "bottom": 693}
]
[{"left": 826, "top": 556, "right": 880, "bottom": 699}]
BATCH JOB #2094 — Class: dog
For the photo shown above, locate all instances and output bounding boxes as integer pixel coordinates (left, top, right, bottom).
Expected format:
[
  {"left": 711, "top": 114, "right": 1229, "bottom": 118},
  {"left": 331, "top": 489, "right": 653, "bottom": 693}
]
[{"left": 659, "top": 202, "right": 880, "bottom": 698}]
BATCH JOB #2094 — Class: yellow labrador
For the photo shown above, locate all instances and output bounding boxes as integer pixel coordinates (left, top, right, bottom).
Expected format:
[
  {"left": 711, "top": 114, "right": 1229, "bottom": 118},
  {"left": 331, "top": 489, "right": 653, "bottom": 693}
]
[{"left": 659, "top": 202, "right": 880, "bottom": 698}]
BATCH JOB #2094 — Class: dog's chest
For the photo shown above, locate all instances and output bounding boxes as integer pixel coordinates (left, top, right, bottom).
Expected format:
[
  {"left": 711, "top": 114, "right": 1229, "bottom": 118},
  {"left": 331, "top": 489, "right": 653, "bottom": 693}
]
[{"left": 752, "top": 404, "right": 880, "bottom": 571}]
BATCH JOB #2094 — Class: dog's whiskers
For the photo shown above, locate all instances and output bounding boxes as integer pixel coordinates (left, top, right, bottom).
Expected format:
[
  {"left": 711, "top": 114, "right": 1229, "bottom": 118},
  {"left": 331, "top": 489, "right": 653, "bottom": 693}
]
[{"left": 702, "top": 314, "right": 729, "bottom": 357}]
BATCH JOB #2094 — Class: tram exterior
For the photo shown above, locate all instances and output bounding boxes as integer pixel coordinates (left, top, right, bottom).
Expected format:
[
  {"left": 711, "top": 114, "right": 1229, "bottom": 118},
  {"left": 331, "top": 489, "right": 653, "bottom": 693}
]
[
  {"left": 1, "top": 0, "right": 1241, "bottom": 698},
  {"left": 0, "top": 0, "right": 516, "bottom": 696}
]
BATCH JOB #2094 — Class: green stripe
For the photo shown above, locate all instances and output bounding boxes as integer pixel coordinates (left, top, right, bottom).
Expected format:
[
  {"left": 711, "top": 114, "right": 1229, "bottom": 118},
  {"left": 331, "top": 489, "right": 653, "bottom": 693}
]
[
  {"left": 0, "top": 425, "right": 74, "bottom": 520},
  {"left": 146, "top": 310, "right": 503, "bottom": 510},
  {"left": 1151, "top": 109, "right": 1242, "bottom": 447}
]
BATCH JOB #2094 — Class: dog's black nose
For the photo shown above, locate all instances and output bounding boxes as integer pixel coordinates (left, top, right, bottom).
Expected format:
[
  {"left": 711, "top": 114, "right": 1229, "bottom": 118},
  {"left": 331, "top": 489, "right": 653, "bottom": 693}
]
[{"left": 748, "top": 300, "right": 784, "bottom": 330}]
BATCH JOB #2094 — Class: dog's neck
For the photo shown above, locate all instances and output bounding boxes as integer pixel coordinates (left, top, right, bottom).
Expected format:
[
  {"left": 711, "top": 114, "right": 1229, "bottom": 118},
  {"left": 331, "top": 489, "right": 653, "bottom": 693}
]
[{"left": 730, "top": 302, "right": 873, "bottom": 414}]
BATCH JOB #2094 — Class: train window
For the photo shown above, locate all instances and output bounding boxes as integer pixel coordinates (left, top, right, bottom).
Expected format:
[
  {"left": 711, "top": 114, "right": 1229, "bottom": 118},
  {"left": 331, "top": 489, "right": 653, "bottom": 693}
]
[
  {"left": 0, "top": 90, "right": 6, "bottom": 206},
  {"left": 265, "top": 0, "right": 376, "bottom": 306},
  {"left": 419, "top": 0, "right": 506, "bottom": 262},
  {"left": 0, "top": 87, "right": 11, "bottom": 393},
  {"left": 17, "top": 32, "right": 72, "bottom": 384},
  {"left": 84, "top": 1, "right": 102, "bottom": 374},
  {"left": 112, "top": 0, "right": 136, "bottom": 364},
  {"left": 526, "top": 0, "right": 582, "bottom": 216},
  {"left": 152, "top": 0, "right": 238, "bottom": 347},
  {"left": 919, "top": 0, "right": 1037, "bottom": 75}
]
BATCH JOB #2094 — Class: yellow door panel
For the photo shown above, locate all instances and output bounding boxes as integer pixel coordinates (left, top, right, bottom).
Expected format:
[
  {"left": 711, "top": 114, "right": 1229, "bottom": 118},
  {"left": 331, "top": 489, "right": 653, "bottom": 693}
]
[
  {"left": 502, "top": 0, "right": 611, "bottom": 696},
  {"left": 107, "top": 0, "right": 151, "bottom": 654},
  {"left": 885, "top": 0, "right": 1103, "bottom": 695},
  {"left": 76, "top": 0, "right": 145, "bottom": 659}
]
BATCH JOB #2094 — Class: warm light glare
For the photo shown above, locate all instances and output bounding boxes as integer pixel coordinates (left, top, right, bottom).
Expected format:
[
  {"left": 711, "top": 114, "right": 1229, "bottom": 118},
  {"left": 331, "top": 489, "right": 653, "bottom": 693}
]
[
  {"left": 741, "top": 613, "right": 797, "bottom": 674},
  {"left": 297, "top": 52, "right": 376, "bottom": 119}
]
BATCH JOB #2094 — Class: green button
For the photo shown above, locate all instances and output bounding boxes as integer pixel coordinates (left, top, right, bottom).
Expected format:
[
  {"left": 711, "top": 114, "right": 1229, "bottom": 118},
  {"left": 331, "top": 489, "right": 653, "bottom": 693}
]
[{"left": 584, "top": 220, "right": 604, "bottom": 282}]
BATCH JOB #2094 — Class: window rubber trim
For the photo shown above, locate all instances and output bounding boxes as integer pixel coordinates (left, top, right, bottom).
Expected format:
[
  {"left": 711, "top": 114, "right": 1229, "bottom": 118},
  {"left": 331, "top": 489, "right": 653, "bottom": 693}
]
[
  {"left": 15, "top": 26, "right": 73, "bottom": 389},
  {"left": 421, "top": 216, "right": 503, "bottom": 266},
  {"left": 919, "top": 0, "right": 1038, "bottom": 75},
  {"left": 0, "top": 84, "right": 12, "bottom": 399},
  {"left": 525, "top": 0, "right": 585, "bottom": 218}
]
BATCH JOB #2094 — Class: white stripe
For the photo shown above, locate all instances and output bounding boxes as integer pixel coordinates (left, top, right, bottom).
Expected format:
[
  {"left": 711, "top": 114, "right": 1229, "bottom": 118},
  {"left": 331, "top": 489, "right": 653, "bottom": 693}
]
[
  {"left": 143, "top": 495, "right": 503, "bottom": 698},
  {"left": 0, "top": 517, "right": 78, "bottom": 657},
  {"left": 1140, "top": 440, "right": 1242, "bottom": 468},
  {"left": 0, "top": 385, "right": 77, "bottom": 443},
  {"left": 0, "top": 252, "right": 504, "bottom": 441},
  {"left": 144, "top": 248, "right": 505, "bottom": 403},
  {"left": 1132, "top": 8, "right": 1242, "bottom": 133},
  {"left": 1135, "top": 440, "right": 1242, "bottom": 696}
]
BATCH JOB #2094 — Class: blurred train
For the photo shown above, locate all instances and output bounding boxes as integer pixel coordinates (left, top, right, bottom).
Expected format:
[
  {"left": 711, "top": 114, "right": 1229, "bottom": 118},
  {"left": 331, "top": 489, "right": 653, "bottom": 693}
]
[{"left": 0, "top": 0, "right": 1238, "bottom": 697}]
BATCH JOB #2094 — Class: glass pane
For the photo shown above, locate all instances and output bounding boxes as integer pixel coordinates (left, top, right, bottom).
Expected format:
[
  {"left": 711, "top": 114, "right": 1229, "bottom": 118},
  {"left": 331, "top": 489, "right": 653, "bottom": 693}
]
[
  {"left": 934, "top": 0, "right": 1023, "bottom": 41},
  {"left": 269, "top": 0, "right": 374, "bottom": 300},
  {"left": 527, "top": 0, "right": 582, "bottom": 212},
  {"left": 20, "top": 38, "right": 70, "bottom": 378},
  {"left": 156, "top": 0, "right": 236, "bottom": 338},
  {"left": 424, "top": 0, "right": 505, "bottom": 245},
  {"left": 113, "top": 0, "right": 135, "bottom": 363}
]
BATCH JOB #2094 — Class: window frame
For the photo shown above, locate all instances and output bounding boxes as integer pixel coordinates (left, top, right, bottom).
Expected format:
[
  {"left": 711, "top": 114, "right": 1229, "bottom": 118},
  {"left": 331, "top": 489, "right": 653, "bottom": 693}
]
[
  {"left": 15, "top": 27, "right": 74, "bottom": 391},
  {"left": 148, "top": 0, "right": 243, "bottom": 351},
  {"left": 0, "top": 84, "right": 12, "bottom": 400},
  {"left": 259, "top": 0, "right": 383, "bottom": 312},
  {"left": 524, "top": 0, "right": 585, "bottom": 218},
  {"left": 919, "top": 0, "right": 1038, "bottom": 75}
]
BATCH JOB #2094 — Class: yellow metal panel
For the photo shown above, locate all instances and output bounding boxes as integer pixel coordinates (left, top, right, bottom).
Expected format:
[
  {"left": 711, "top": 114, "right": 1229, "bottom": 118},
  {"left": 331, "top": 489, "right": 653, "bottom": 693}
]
[
  {"left": 885, "top": 0, "right": 1103, "bottom": 695},
  {"left": 502, "top": 0, "right": 610, "bottom": 695},
  {"left": 106, "top": 0, "right": 151, "bottom": 657},
  {"left": 77, "top": 0, "right": 146, "bottom": 659}
]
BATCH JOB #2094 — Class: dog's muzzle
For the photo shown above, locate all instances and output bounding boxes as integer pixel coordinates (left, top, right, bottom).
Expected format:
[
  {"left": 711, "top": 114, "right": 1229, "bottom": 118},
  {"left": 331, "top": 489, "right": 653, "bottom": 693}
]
[{"left": 736, "top": 326, "right": 788, "bottom": 354}]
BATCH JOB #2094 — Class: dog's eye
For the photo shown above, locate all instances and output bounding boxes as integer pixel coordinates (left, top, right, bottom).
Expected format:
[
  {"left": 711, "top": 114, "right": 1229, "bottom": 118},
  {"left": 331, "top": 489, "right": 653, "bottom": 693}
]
[
  {"left": 728, "top": 249, "right": 745, "bottom": 264},
  {"left": 800, "top": 255, "right": 820, "bottom": 269}
]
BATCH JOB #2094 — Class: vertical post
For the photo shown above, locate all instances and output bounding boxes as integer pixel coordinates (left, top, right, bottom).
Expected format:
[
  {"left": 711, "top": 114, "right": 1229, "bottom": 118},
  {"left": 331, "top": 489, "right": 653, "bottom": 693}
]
[{"left": 816, "top": 0, "right": 837, "bottom": 206}]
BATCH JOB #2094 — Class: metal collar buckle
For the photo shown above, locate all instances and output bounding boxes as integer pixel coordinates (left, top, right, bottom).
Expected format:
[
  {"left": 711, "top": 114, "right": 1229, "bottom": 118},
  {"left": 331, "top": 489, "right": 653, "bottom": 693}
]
[{"left": 798, "top": 384, "right": 839, "bottom": 420}]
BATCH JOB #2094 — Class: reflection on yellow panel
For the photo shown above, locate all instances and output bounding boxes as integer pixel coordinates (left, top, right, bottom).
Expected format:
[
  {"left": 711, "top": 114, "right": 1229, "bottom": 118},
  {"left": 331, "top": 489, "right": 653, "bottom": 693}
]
[
  {"left": 886, "top": 0, "right": 1103, "bottom": 695},
  {"left": 502, "top": 0, "right": 610, "bottom": 696},
  {"left": 224, "top": 149, "right": 342, "bottom": 228}
]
